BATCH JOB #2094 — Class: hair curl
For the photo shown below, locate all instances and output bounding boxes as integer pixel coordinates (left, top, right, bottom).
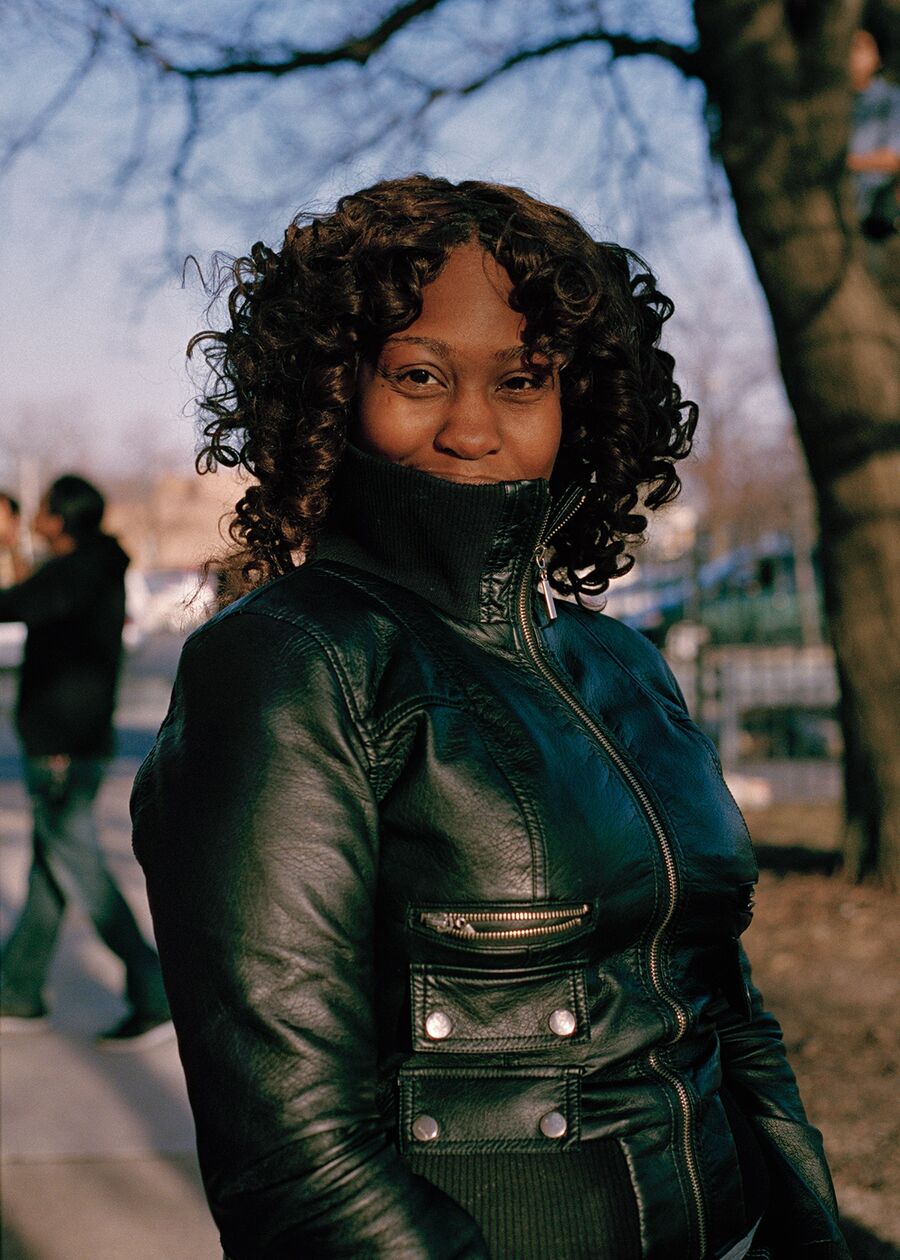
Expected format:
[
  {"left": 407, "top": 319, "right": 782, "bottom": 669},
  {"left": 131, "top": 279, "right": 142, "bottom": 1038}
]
[{"left": 192, "top": 175, "right": 697, "bottom": 600}]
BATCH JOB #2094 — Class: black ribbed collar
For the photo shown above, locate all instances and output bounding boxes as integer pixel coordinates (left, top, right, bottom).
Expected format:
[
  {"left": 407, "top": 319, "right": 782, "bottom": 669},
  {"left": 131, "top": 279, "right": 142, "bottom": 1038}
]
[{"left": 315, "top": 445, "right": 555, "bottom": 624}]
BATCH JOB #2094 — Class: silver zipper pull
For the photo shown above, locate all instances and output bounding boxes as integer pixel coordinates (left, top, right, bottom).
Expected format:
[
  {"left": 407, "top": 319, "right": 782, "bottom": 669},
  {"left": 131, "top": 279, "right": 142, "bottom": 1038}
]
[
  {"left": 420, "top": 912, "right": 476, "bottom": 937},
  {"left": 534, "top": 545, "right": 557, "bottom": 621}
]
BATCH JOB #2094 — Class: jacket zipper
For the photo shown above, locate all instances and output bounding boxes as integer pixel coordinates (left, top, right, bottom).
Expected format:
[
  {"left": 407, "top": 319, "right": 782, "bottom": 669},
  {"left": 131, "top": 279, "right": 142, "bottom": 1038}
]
[
  {"left": 532, "top": 487, "right": 585, "bottom": 621},
  {"left": 419, "top": 904, "right": 590, "bottom": 941},
  {"left": 516, "top": 496, "right": 708, "bottom": 1258}
]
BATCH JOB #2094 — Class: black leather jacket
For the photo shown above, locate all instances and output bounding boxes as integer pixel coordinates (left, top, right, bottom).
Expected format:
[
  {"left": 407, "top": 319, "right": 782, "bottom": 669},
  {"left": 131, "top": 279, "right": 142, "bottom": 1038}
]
[
  {"left": 0, "top": 533, "right": 128, "bottom": 756},
  {"left": 132, "top": 448, "right": 846, "bottom": 1260}
]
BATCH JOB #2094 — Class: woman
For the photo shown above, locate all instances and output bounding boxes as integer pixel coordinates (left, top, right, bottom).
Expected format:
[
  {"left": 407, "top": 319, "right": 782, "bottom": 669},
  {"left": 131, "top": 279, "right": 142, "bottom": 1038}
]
[{"left": 132, "top": 176, "right": 848, "bottom": 1260}]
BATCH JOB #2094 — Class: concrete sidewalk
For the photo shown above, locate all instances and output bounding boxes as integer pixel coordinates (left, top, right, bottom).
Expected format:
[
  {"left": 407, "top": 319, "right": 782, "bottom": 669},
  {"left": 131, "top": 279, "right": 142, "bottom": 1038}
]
[{"left": 1, "top": 770, "right": 221, "bottom": 1260}]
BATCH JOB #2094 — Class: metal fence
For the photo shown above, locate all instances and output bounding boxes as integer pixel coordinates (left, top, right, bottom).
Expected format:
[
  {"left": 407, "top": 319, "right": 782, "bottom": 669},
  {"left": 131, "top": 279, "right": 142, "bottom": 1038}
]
[{"left": 667, "top": 642, "right": 842, "bottom": 807}]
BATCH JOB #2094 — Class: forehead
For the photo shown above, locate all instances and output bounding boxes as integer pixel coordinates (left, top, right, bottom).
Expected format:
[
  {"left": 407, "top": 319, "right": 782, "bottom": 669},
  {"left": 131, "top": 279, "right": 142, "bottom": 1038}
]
[
  {"left": 851, "top": 29, "right": 879, "bottom": 54},
  {"left": 403, "top": 244, "right": 524, "bottom": 351}
]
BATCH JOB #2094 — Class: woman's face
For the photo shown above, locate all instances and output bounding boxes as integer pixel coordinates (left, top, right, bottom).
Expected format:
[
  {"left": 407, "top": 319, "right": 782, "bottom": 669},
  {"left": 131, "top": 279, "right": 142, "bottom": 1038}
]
[{"left": 355, "top": 244, "right": 562, "bottom": 483}]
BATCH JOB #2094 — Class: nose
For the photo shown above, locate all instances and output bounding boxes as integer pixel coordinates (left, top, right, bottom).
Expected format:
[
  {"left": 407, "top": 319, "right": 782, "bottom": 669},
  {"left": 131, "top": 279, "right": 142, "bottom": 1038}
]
[{"left": 434, "top": 394, "right": 502, "bottom": 461}]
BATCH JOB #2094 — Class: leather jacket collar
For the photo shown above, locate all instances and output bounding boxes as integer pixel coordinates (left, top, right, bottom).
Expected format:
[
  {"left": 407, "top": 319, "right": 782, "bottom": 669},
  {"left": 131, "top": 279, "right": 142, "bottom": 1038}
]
[{"left": 316, "top": 444, "right": 565, "bottom": 624}]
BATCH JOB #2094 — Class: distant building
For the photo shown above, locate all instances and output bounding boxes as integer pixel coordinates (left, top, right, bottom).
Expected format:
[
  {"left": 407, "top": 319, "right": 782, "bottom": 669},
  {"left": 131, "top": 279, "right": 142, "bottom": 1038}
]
[{"left": 105, "top": 471, "right": 243, "bottom": 571}]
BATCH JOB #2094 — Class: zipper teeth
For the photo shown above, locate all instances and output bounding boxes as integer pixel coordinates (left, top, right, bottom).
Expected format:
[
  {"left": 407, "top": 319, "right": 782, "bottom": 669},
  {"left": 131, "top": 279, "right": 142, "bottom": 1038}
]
[
  {"left": 453, "top": 906, "right": 589, "bottom": 922},
  {"left": 434, "top": 918, "right": 586, "bottom": 942},
  {"left": 516, "top": 534, "right": 687, "bottom": 1038},
  {"left": 543, "top": 492, "right": 587, "bottom": 546},
  {"left": 517, "top": 514, "right": 705, "bottom": 1256},
  {"left": 649, "top": 1051, "right": 708, "bottom": 1256},
  {"left": 419, "top": 906, "right": 589, "bottom": 941}
]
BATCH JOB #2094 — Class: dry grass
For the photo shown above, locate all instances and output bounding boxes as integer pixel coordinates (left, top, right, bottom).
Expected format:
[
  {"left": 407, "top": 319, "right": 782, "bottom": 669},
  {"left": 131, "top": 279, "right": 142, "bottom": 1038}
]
[{"left": 745, "top": 869, "right": 900, "bottom": 1256}]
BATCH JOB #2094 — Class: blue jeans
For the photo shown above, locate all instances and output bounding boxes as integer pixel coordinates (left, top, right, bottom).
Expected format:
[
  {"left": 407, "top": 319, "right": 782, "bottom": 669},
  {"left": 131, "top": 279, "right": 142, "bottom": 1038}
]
[{"left": 1, "top": 755, "right": 168, "bottom": 1017}]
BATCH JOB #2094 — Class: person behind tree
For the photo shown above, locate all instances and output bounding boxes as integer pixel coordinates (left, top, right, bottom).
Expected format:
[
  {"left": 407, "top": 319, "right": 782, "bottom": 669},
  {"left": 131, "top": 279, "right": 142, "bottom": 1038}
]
[
  {"left": 848, "top": 19, "right": 900, "bottom": 308},
  {"left": 849, "top": 24, "right": 900, "bottom": 236}
]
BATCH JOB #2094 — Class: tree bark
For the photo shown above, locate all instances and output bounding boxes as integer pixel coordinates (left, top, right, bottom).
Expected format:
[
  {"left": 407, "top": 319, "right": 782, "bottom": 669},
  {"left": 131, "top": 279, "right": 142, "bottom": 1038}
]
[{"left": 694, "top": 0, "right": 900, "bottom": 885}]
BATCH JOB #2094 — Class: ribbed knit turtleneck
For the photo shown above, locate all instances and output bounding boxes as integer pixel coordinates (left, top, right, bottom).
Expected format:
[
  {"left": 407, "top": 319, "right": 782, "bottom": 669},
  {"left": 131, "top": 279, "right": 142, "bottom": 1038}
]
[{"left": 315, "top": 445, "right": 554, "bottom": 624}]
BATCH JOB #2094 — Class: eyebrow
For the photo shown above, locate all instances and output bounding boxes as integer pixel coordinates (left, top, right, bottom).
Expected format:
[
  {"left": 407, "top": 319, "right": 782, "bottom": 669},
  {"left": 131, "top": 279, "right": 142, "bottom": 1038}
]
[{"left": 382, "top": 336, "right": 542, "bottom": 364}]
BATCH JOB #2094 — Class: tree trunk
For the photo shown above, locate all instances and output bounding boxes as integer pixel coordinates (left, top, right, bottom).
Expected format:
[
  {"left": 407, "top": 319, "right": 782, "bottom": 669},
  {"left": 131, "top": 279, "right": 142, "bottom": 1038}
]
[{"left": 694, "top": 0, "right": 900, "bottom": 886}]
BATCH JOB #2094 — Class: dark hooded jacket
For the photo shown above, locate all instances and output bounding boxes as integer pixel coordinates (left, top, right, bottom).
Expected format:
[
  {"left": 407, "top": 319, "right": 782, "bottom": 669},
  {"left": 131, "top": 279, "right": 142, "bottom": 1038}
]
[
  {"left": 0, "top": 533, "right": 128, "bottom": 756},
  {"left": 132, "top": 447, "right": 847, "bottom": 1260}
]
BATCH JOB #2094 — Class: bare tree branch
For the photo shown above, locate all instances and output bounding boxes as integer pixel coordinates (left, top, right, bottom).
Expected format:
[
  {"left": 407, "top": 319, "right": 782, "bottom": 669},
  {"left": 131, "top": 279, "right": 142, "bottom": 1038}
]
[
  {"left": 453, "top": 29, "right": 701, "bottom": 95},
  {"left": 106, "top": 71, "right": 157, "bottom": 198},
  {"left": 0, "top": 22, "right": 105, "bottom": 169},
  {"left": 379, "top": 26, "right": 700, "bottom": 134},
  {"left": 161, "top": 79, "right": 202, "bottom": 267},
  {"left": 96, "top": 0, "right": 448, "bottom": 77},
  {"left": 94, "top": 2, "right": 699, "bottom": 85},
  {"left": 606, "top": 60, "right": 654, "bottom": 169}
]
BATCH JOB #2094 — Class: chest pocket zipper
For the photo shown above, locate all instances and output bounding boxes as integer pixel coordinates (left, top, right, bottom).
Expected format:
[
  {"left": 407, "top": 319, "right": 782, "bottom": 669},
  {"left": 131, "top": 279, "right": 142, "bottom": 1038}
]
[{"left": 417, "top": 904, "right": 591, "bottom": 943}]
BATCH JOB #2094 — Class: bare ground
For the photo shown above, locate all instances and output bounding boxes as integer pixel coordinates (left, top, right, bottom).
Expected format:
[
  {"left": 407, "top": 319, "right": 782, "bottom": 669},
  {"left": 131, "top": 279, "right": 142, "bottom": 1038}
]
[{"left": 741, "top": 817, "right": 900, "bottom": 1259}]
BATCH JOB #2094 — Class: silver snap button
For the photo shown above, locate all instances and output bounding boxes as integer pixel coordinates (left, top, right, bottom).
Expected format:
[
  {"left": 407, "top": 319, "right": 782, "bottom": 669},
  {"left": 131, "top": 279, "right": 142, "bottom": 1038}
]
[
  {"left": 539, "top": 1110, "right": 567, "bottom": 1140},
  {"left": 548, "top": 1008, "right": 577, "bottom": 1037},
  {"left": 412, "top": 1114, "right": 440, "bottom": 1142},
  {"left": 424, "top": 1010, "right": 453, "bottom": 1040}
]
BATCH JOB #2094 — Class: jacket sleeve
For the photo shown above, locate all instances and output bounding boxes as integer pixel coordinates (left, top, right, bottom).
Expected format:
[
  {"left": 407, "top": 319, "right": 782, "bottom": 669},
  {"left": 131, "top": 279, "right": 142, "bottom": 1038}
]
[
  {"left": 131, "top": 608, "right": 487, "bottom": 1260},
  {"left": 0, "top": 562, "right": 81, "bottom": 625},
  {"left": 715, "top": 944, "right": 849, "bottom": 1259}
]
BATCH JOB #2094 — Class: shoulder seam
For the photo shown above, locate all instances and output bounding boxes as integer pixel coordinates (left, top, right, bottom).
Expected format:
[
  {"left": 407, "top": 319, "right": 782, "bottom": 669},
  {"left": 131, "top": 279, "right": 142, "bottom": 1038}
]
[
  {"left": 565, "top": 612, "right": 683, "bottom": 715},
  {"left": 185, "top": 603, "right": 378, "bottom": 778},
  {"left": 318, "top": 567, "right": 550, "bottom": 896}
]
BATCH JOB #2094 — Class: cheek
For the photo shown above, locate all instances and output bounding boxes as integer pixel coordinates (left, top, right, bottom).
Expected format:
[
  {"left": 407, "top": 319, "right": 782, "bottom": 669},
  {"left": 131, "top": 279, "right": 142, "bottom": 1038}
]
[
  {"left": 524, "top": 400, "right": 563, "bottom": 478},
  {"left": 354, "top": 377, "right": 411, "bottom": 459}
]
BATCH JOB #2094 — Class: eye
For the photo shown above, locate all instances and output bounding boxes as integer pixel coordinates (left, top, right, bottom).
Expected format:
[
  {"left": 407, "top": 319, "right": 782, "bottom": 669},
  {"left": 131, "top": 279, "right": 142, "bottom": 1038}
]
[
  {"left": 501, "top": 371, "right": 551, "bottom": 392},
  {"left": 377, "top": 363, "right": 445, "bottom": 391},
  {"left": 398, "top": 368, "right": 440, "bottom": 386}
]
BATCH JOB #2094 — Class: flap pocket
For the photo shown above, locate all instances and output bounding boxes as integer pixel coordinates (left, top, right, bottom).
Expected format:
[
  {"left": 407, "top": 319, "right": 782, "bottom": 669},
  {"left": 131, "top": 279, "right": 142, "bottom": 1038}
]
[
  {"left": 411, "top": 963, "right": 589, "bottom": 1052},
  {"left": 398, "top": 1065, "right": 581, "bottom": 1154}
]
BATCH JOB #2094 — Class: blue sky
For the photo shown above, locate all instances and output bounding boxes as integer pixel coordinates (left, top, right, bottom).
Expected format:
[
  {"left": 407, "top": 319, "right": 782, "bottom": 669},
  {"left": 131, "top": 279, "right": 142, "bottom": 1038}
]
[{"left": 0, "top": 1, "right": 791, "bottom": 498}]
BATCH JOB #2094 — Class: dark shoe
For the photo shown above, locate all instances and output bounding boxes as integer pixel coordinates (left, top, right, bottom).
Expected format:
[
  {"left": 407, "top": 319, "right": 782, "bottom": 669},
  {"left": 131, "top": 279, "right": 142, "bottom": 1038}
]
[
  {"left": 0, "top": 1005, "right": 50, "bottom": 1034},
  {"left": 96, "top": 1011, "right": 175, "bottom": 1053}
]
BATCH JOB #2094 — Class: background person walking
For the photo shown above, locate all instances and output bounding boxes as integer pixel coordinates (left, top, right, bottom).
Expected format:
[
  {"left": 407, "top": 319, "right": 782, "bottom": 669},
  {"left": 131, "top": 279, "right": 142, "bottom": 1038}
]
[{"left": 0, "top": 474, "right": 171, "bottom": 1049}]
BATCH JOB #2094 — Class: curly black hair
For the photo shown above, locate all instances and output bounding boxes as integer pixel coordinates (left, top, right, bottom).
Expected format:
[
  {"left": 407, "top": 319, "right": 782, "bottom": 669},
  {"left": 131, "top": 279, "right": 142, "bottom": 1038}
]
[{"left": 192, "top": 174, "right": 697, "bottom": 600}]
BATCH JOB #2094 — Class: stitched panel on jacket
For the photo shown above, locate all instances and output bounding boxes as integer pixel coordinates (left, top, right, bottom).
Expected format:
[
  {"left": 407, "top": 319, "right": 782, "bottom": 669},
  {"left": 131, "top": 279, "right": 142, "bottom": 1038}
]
[
  {"left": 410, "top": 963, "right": 590, "bottom": 1052},
  {"left": 398, "top": 1065, "right": 581, "bottom": 1154}
]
